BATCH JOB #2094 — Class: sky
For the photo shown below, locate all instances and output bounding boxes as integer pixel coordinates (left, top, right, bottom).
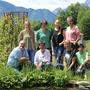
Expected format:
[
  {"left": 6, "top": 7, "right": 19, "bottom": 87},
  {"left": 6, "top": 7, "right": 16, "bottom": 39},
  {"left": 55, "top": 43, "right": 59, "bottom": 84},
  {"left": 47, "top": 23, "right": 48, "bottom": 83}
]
[{"left": 2, "top": 0, "right": 86, "bottom": 11}]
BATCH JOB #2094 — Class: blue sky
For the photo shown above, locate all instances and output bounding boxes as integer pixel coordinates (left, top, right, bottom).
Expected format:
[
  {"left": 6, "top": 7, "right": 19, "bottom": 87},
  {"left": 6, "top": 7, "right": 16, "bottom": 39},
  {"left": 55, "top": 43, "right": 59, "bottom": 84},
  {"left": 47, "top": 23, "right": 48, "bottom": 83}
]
[{"left": 2, "top": 0, "right": 86, "bottom": 11}]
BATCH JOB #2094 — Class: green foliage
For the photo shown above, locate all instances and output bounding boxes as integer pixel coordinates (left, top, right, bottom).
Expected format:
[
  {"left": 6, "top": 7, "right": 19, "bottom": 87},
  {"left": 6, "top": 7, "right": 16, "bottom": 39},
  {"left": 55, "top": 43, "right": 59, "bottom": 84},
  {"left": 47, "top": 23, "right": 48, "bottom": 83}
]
[
  {"left": 57, "top": 3, "right": 83, "bottom": 28},
  {"left": 31, "top": 20, "right": 41, "bottom": 31},
  {"left": 0, "top": 63, "right": 23, "bottom": 89},
  {"left": 0, "top": 62, "right": 90, "bottom": 89},
  {"left": 0, "top": 63, "right": 70, "bottom": 89},
  {"left": 86, "top": 40, "right": 90, "bottom": 55},
  {"left": 57, "top": 10, "right": 68, "bottom": 28},
  {"left": 56, "top": 3, "right": 90, "bottom": 40},
  {"left": 77, "top": 5, "right": 88, "bottom": 22},
  {"left": 0, "top": 16, "right": 24, "bottom": 62},
  {"left": 67, "top": 3, "right": 81, "bottom": 22},
  {"left": 78, "top": 10, "right": 90, "bottom": 40}
]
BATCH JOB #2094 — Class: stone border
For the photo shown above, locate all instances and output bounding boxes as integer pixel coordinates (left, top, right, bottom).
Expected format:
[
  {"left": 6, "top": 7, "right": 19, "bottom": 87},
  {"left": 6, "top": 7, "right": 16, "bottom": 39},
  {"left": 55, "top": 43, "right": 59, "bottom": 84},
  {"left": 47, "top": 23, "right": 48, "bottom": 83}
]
[{"left": 68, "top": 80, "right": 90, "bottom": 90}]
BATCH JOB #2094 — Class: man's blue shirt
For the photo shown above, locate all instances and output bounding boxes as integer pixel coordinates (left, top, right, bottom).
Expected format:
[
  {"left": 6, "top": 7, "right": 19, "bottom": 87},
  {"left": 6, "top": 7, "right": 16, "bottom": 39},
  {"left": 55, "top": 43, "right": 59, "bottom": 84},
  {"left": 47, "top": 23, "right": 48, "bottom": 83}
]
[{"left": 7, "top": 47, "right": 29, "bottom": 68}]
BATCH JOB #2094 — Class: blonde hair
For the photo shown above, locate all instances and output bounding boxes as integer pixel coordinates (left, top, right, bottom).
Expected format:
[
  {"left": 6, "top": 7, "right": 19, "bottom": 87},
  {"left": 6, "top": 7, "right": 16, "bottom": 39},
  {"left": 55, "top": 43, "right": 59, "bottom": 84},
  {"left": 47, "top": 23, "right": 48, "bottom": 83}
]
[
  {"left": 24, "top": 20, "right": 31, "bottom": 29},
  {"left": 64, "top": 40, "right": 70, "bottom": 45},
  {"left": 54, "top": 19, "right": 60, "bottom": 25}
]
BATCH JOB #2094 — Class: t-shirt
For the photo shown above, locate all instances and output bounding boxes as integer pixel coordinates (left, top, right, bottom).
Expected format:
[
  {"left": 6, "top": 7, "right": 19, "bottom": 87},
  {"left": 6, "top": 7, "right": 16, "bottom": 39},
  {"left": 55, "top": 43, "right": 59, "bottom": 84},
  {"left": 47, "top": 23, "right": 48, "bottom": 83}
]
[
  {"left": 76, "top": 51, "right": 88, "bottom": 65},
  {"left": 36, "top": 28, "right": 52, "bottom": 49},
  {"left": 52, "top": 30, "right": 64, "bottom": 47}
]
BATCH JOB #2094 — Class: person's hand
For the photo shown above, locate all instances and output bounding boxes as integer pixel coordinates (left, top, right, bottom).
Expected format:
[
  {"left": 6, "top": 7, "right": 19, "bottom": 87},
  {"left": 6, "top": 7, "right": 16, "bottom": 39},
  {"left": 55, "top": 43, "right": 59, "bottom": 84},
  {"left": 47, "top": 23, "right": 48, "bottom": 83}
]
[
  {"left": 19, "top": 57, "right": 27, "bottom": 63},
  {"left": 52, "top": 50, "right": 55, "bottom": 56},
  {"left": 45, "top": 61, "right": 48, "bottom": 64},
  {"left": 36, "top": 63, "right": 42, "bottom": 70},
  {"left": 59, "top": 41, "right": 64, "bottom": 46}
]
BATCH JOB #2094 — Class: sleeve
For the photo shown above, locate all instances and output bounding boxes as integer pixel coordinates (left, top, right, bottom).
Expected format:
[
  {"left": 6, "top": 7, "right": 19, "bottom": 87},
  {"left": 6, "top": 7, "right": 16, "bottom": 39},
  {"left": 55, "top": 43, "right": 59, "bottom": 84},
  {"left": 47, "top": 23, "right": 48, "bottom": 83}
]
[
  {"left": 18, "top": 31, "right": 23, "bottom": 42},
  {"left": 36, "top": 31, "right": 39, "bottom": 42},
  {"left": 34, "top": 52, "right": 39, "bottom": 65},
  {"left": 32, "top": 31, "right": 35, "bottom": 49},
  {"left": 7, "top": 48, "right": 19, "bottom": 65},
  {"left": 36, "top": 31, "right": 40, "bottom": 49},
  {"left": 85, "top": 52, "right": 88, "bottom": 61},
  {"left": 25, "top": 49, "right": 29, "bottom": 58},
  {"left": 45, "top": 50, "right": 51, "bottom": 64},
  {"left": 75, "top": 26, "right": 80, "bottom": 40},
  {"left": 13, "top": 49, "right": 20, "bottom": 60},
  {"left": 51, "top": 33, "right": 56, "bottom": 47}
]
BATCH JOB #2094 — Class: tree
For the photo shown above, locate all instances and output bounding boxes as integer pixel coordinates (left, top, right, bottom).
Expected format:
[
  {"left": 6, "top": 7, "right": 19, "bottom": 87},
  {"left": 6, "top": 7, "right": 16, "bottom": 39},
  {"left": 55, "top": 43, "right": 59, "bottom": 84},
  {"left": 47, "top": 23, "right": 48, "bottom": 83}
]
[
  {"left": 56, "top": 3, "right": 82, "bottom": 28},
  {"left": 77, "top": 5, "right": 88, "bottom": 22},
  {"left": 78, "top": 10, "right": 90, "bottom": 40}
]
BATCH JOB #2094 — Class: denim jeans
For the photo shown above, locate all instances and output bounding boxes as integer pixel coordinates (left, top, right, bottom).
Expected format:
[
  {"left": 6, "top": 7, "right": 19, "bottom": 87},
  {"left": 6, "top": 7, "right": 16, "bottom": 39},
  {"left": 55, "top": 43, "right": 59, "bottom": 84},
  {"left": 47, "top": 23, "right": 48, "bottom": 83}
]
[
  {"left": 54, "top": 45, "right": 64, "bottom": 65},
  {"left": 27, "top": 49, "right": 35, "bottom": 64}
]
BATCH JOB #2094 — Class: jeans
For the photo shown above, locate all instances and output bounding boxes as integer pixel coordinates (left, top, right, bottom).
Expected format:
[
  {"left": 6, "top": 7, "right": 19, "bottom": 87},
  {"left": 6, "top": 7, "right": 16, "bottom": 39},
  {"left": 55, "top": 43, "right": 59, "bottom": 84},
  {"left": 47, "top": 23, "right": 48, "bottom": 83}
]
[
  {"left": 54, "top": 45, "right": 64, "bottom": 65},
  {"left": 27, "top": 49, "right": 35, "bottom": 64}
]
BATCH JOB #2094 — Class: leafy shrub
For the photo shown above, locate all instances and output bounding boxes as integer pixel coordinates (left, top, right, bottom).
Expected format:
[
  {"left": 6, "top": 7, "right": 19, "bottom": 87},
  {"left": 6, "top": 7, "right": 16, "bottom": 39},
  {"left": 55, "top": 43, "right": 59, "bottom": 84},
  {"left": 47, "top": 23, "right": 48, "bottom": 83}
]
[{"left": 0, "top": 63, "right": 70, "bottom": 89}]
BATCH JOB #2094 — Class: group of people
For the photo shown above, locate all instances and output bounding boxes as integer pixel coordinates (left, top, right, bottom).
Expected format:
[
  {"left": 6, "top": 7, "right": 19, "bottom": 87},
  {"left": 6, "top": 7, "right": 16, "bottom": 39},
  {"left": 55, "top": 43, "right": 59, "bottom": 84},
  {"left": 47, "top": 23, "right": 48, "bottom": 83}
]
[{"left": 7, "top": 16, "right": 89, "bottom": 78}]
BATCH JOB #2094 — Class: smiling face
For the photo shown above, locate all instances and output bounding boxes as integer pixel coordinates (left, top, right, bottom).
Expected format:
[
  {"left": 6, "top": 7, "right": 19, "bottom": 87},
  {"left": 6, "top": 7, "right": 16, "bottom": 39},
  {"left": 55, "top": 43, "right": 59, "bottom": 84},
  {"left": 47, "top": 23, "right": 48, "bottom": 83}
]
[
  {"left": 24, "top": 20, "right": 31, "bottom": 30},
  {"left": 54, "top": 19, "right": 61, "bottom": 30},
  {"left": 19, "top": 40, "right": 25, "bottom": 50},
  {"left": 64, "top": 40, "right": 71, "bottom": 51},
  {"left": 39, "top": 42, "right": 46, "bottom": 53},
  {"left": 67, "top": 17, "right": 74, "bottom": 26},
  {"left": 39, "top": 43, "right": 45, "bottom": 49}
]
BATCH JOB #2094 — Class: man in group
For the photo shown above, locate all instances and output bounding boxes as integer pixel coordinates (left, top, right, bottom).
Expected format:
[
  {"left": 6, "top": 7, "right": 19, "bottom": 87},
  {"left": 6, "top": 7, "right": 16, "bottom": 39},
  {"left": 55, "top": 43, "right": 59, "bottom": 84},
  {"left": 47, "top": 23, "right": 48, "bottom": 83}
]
[
  {"left": 36, "top": 19, "right": 53, "bottom": 62},
  {"left": 34, "top": 41, "right": 51, "bottom": 70},
  {"left": 7, "top": 40, "right": 29, "bottom": 71},
  {"left": 76, "top": 44, "right": 89, "bottom": 78}
]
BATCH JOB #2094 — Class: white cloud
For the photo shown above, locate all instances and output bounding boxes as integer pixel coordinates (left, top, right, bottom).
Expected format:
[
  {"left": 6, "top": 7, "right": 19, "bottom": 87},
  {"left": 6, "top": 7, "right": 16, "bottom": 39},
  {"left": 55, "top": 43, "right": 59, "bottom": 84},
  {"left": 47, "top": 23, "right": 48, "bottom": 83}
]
[{"left": 2, "top": 0, "right": 86, "bottom": 11}]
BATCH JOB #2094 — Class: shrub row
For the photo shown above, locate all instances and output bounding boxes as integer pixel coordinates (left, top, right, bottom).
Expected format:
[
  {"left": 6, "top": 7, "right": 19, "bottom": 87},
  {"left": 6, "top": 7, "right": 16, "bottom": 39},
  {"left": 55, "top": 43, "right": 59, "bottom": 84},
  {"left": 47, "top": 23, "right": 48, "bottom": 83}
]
[{"left": 0, "top": 63, "right": 70, "bottom": 89}]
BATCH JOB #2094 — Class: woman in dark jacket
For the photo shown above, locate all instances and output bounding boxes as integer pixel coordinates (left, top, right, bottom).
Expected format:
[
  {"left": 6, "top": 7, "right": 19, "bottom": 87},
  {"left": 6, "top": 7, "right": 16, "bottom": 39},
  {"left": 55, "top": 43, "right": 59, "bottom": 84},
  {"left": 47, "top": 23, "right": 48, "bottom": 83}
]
[{"left": 52, "top": 19, "right": 65, "bottom": 66}]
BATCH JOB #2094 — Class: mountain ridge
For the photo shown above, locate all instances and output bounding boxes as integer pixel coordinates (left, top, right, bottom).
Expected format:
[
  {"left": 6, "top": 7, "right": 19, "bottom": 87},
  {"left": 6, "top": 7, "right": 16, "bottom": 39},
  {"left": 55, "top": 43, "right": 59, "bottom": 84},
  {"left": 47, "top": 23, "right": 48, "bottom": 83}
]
[{"left": 0, "top": 0, "right": 56, "bottom": 23}]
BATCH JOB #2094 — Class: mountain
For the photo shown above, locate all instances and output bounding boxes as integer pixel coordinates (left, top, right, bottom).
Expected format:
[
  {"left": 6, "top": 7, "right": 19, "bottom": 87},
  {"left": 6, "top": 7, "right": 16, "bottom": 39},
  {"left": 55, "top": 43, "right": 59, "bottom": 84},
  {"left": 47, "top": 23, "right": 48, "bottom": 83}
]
[
  {"left": 53, "top": 8, "right": 62, "bottom": 15},
  {"left": 85, "top": 0, "right": 90, "bottom": 7},
  {"left": 29, "top": 9, "right": 56, "bottom": 23},
  {"left": 0, "top": 1, "right": 56, "bottom": 23},
  {"left": 0, "top": 0, "right": 16, "bottom": 12}
]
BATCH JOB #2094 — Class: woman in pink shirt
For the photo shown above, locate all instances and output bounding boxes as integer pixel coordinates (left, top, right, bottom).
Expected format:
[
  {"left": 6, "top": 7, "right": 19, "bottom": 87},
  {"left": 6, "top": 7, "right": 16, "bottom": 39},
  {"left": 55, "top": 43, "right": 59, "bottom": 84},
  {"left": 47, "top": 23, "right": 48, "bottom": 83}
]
[{"left": 65, "top": 16, "right": 81, "bottom": 50}]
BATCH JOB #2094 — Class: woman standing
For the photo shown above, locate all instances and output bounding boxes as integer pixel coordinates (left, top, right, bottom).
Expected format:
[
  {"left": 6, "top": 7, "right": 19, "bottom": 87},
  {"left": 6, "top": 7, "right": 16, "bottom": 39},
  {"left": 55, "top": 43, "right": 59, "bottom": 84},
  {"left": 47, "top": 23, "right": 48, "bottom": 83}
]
[
  {"left": 18, "top": 20, "right": 35, "bottom": 64},
  {"left": 52, "top": 19, "right": 64, "bottom": 66},
  {"left": 65, "top": 16, "right": 81, "bottom": 50}
]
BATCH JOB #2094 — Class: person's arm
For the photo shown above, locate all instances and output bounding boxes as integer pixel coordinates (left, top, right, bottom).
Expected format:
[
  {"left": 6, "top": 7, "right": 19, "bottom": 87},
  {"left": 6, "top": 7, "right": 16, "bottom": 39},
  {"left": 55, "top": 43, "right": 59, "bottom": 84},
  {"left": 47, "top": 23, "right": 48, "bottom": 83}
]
[
  {"left": 34, "top": 52, "right": 42, "bottom": 69},
  {"left": 80, "top": 52, "right": 89, "bottom": 67},
  {"left": 44, "top": 50, "right": 51, "bottom": 64},
  {"left": 18, "top": 31, "right": 23, "bottom": 42},
  {"left": 51, "top": 34, "right": 55, "bottom": 56},
  {"left": 59, "top": 40, "right": 64, "bottom": 45},
  {"left": 32, "top": 31, "right": 35, "bottom": 50},
  {"left": 19, "top": 57, "right": 28, "bottom": 63},
  {"left": 78, "top": 52, "right": 88, "bottom": 70},
  {"left": 7, "top": 48, "right": 16, "bottom": 65},
  {"left": 63, "top": 57, "right": 67, "bottom": 69},
  {"left": 73, "top": 27, "right": 81, "bottom": 44},
  {"left": 19, "top": 49, "right": 29, "bottom": 64},
  {"left": 68, "top": 56, "right": 76, "bottom": 70},
  {"left": 36, "top": 31, "right": 40, "bottom": 49},
  {"left": 7, "top": 48, "right": 20, "bottom": 67}
]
